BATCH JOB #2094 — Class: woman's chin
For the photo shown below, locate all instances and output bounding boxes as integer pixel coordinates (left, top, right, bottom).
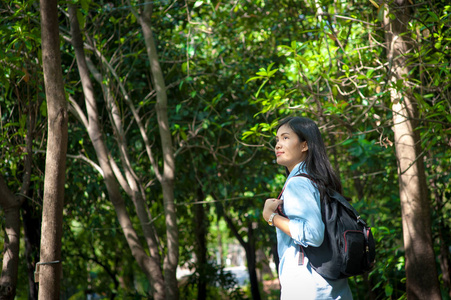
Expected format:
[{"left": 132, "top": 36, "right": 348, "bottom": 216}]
[{"left": 276, "top": 159, "right": 286, "bottom": 167}]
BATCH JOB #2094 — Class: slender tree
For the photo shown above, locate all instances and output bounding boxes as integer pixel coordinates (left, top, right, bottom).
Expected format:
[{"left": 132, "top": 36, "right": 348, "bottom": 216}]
[
  {"left": 38, "top": 0, "right": 69, "bottom": 298},
  {"left": 67, "top": 5, "right": 166, "bottom": 299},
  {"left": 0, "top": 117, "right": 34, "bottom": 299},
  {"left": 218, "top": 201, "right": 261, "bottom": 300},
  {"left": 133, "top": 2, "right": 179, "bottom": 298},
  {"left": 194, "top": 186, "right": 208, "bottom": 300},
  {"left": 384, "top": 1, "right": 441, "bottom": 298},
  {"left": 0, "top": 81, "right": 34, "bottom": 300},
  {"left": 0, "top": 177, "right": 22, "bottom": 299}
]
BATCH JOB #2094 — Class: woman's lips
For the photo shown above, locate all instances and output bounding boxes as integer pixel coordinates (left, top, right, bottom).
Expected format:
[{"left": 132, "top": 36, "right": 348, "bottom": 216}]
[{"left": 276, "top": 151, "right": 284, "bottom": 157}]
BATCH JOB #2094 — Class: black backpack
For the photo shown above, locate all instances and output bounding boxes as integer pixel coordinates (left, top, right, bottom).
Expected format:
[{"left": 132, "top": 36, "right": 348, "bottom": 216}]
[{"left": 277, "top": 174, "right": 376, "bottom": 280}]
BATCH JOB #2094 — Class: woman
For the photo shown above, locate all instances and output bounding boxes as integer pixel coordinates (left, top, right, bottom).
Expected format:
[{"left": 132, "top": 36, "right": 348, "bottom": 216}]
[{"left": 263, "top": 117, "right": 352, "bottom": 299}]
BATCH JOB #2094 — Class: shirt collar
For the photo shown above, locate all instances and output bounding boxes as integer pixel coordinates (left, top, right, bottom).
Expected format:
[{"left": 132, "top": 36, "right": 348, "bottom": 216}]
[{"left": 287, "top": 161, "right": 307, "bottom": 180}]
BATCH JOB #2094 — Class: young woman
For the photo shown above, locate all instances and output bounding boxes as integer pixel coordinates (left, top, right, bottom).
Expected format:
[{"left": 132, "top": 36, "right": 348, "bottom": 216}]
[{"left": 263, "top": 117, "right": 352, "bottom": 299}]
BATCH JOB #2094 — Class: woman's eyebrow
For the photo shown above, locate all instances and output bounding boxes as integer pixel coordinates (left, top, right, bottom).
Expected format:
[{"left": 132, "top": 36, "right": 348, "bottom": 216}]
[{"left": 276, "top": 132, "right": 290, "bottom": 140}]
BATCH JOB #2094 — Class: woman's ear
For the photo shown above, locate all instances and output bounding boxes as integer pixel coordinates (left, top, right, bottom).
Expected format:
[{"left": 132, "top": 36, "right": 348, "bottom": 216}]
[{"left": 302, "top": 141, "right": 308, "bottom": 152}]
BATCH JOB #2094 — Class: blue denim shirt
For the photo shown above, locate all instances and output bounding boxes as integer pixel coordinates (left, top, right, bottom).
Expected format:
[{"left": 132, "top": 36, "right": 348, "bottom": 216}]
[{"left": 276, "top": 162, "right": 353, "bottom": 300}]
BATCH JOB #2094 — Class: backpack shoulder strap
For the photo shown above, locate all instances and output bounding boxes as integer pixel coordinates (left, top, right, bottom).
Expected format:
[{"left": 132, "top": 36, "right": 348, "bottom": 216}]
[
  {"left": 287, "top": 174, "right": 364, "bottom": 223},
  {"left": 327, "top": 189, "right": 365, "bottom": 224},
  {"left": 294, "top": 173, "right": 314, "bottom": 181}
]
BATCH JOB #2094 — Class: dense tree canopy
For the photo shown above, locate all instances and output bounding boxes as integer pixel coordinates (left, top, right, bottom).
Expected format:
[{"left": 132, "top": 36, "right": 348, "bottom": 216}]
[{"left": 1, "top": 0, "right": 450, "bottom": 299}]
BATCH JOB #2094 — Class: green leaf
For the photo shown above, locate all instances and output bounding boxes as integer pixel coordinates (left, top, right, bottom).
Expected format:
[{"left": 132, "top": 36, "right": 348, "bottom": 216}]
[
  {"left": 180, "top": 129, "right": 187, "bottom": 141},
  {"left": 76, "top": 9, "right": 86, "bottom": 30},
  {"left": 385, "top": 284, "right": 393, "bottom": 296},
  {"left": 246, "top": 76, "right": 264, "bottom": 83},
  {"left": 266, "top": 62, "right": 275, "bottom": 73},
  {"left": 295, "top": 54, "right": 309, "bottom": 67},
  {"left": 80, "top": 0, "right": 90, "bottom": 11},
  {"left": 194, "top": 1, "right": 203, "bottom": 8},
  {"left": 40, "top": 100, "right": 47, "bottom": 117},
  {"left": 255, "top": 79, "right": 269, "bottom": 98},
  {"left": 267, "top": 68, "right": 278, "bottom": 77}
]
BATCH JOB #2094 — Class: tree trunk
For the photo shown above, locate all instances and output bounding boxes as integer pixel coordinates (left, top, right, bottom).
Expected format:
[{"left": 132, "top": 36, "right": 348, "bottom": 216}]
[
  {"left": 384, "top": 2, "right": 441, "bottom": 299},
  {"left": 22, "top": 89, "right": 40, "bottom": 300},
  {"left": 438, "top": 229, "right": 451, "bottom": 298},
  {"left": 85, "top": 54, "right": 162, "bottom": 265},
  {"left": 256, "top": 249, "right": 273, "bottom": 280},
  {"left": 432, "top": 179, "right": 451, "bottom": 297},
  {"left": 67, "top": 5, "right": 166, "bottom": 299},
  {"left": 85, "top": 33, "right": 165, "bottom": 272},
  {"left": 0, "top": 86, "right": 35, "bottom": 300},
  {"left": 271, "top": 242, "right": 280, "bottom": 277},
  {"left": 22, "top": 199, "right": 41, "bottom": 300},
  {"left": 138, "top": 3, "right": 179, "bottom": 299},
  {"left": 245, "top": 222, "right": 261, "bottom": 300},
  {"left": 194, "top": 187, "right": 208, "bottom": 300},
  {"left": 38, "top": 0, "right": 69, "bottom": 298},
  {"left": 0, "top": 177, "right": 22, "bottom": 300},
  {"left": 221, "top": 205, "right": 261, "bottom": 300}
]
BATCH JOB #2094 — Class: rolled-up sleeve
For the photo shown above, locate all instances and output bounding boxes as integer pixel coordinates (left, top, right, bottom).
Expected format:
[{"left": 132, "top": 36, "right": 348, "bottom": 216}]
[{"left": 282, "top": 177, "right": 324, "bottom": 248}]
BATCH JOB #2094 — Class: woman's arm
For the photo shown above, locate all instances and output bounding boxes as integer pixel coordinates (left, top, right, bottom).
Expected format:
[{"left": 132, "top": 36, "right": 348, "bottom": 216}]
[
  {"left": 284, "top": 177, "right": 324, "bottom": 247},
  {"left": 263, "top": 199, "right": 291, "bottom": 237},
  {"left": 271, "top": 214, "right": 291, "bottom": 237},
  {"left": 264, "top": 177, "right": 324, "bottom": 247}
]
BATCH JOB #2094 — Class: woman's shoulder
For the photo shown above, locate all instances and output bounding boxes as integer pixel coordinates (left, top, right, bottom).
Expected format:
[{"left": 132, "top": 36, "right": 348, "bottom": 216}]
[{"left": 285, "top": 174, "right": 316, "bottom": 191}]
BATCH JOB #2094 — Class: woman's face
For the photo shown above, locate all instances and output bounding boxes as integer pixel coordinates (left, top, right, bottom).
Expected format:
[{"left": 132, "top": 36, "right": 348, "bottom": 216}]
[{"left": 275, "top": 124, "right": 308, "bottom": 172}]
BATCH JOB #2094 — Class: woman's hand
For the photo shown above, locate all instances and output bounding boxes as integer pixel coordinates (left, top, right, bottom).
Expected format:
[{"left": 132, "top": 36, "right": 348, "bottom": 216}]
[{"left": 263, "top": 198, "right": 283, "bottom": 222}]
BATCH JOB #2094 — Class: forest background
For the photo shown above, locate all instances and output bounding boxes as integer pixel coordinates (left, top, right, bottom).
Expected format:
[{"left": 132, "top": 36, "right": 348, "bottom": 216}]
[{"left": 0, "top": 0, "right": 450, "bottom": 299}]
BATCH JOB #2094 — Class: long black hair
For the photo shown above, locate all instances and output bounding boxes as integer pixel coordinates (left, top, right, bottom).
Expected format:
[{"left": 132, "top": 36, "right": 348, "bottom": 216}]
[{"left": 277, "top": 116, "right": 342, "bottom": 198}]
